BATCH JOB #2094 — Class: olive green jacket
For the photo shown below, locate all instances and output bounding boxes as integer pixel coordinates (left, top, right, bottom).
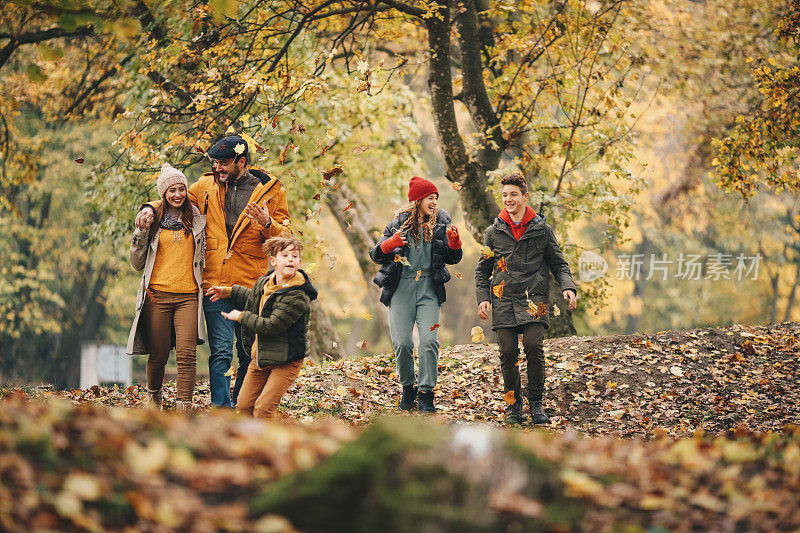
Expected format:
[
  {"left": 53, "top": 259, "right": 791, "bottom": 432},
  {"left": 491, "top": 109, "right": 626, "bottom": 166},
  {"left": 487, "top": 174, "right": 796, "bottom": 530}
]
[
  {"left": 231, "top": 269, "right": 318, "bottom": 368},
  {"left": 475, "top": 213, "right": 577, "bottom": 330}
]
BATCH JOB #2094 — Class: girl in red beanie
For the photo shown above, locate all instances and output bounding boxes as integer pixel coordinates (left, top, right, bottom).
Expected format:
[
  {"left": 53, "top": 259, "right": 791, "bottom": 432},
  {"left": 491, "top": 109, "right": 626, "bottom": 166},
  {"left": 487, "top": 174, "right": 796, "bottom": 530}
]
[{"left": 369, "top": 176, "right": 463, "bottom": 413}]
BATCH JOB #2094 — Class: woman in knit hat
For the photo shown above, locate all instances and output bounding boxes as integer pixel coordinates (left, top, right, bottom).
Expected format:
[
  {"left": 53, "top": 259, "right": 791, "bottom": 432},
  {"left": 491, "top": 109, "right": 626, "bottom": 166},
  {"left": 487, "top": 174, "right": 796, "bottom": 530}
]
[
  {"left": 369, "top": 176, "right": 463, "bottom": 413},
  {"left": 126, "top": 163, "right": 207, "bottom": 411}
]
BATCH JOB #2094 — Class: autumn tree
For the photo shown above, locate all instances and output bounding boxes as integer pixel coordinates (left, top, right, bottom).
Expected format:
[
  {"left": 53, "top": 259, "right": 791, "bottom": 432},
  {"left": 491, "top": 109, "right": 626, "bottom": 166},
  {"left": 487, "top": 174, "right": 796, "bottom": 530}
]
[
  {"left": 84, "top": 0, "right": 648, "bottom": 338},
  {"left": 712, "top": 1, "right": 800, "bottom": 197}
]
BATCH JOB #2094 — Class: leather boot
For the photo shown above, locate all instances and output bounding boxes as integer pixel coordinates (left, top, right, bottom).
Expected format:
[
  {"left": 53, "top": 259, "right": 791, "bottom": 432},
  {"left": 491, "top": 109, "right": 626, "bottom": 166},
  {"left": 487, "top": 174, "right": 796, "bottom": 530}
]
[
  {"left": 142, "top": 388, "right": 162, "bottom": 409},
  {"left": 398, "top": 385, "right": 418, "bottom": 411},
  {"left": 530, "top": 399, "right": 550, "bottom": 425},
  {"left": 504, "top": 388, "right": 524, "bottom": 425},
  {"left": 417, "top": 390, "right": 436, "bottom": 413}
]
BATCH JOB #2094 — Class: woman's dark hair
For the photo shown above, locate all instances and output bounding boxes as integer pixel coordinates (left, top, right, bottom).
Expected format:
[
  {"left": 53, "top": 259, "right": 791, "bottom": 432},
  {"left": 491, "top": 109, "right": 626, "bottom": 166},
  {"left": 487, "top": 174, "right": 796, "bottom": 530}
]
[
  {"left": 148, "top": 196, "right": 193, "bottom": 243},
  {"left": 500, "top": 172, "right": 528, "bottom": 195}
]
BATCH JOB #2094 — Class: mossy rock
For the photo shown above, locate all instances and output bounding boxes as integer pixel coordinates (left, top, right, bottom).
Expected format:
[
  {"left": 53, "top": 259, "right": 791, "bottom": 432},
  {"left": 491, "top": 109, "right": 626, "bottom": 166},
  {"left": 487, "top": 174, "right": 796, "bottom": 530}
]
[{"left": 251, "top": 417, "right": 583, "bottom": 532}]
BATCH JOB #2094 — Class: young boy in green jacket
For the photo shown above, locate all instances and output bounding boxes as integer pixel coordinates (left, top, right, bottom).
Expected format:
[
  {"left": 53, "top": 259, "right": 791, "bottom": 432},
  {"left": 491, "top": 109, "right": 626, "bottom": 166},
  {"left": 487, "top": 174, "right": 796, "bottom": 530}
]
[
  {"left": 207, "top": 236, "right": 317, "bottom": 419},
  {"left": 475, "top": 173, "right": 578, "bottom": 425}
]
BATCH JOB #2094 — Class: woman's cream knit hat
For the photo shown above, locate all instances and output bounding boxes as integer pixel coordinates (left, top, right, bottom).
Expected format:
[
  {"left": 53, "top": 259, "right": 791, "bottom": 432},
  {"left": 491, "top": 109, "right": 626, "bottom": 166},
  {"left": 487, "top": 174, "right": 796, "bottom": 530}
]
[{"left": 157, "top": 163, "right": 188, "bottom": 198}]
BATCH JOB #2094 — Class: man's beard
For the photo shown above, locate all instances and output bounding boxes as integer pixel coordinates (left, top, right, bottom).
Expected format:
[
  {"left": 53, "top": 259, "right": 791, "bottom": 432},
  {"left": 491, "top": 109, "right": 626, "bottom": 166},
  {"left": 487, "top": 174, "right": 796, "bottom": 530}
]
[{"left": 215, "top": 165, "right": 243, "bottom": 184}]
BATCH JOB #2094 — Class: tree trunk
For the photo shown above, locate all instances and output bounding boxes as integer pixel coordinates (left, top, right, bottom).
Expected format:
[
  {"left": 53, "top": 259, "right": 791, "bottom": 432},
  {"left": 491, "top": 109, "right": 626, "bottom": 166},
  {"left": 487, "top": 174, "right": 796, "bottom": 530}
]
[
  {"left": 783, "top": 249, "right": 800, "bottom": 322},
  {"left": 624, "top": 234, "right": 651, "bottom": 334},
  {"left": 769, "top": 272, "right": 780, "bottom": 325},
  {"left": 309, "top": 300, "right": 347, "bottom": 360},
  {"left": 324, "top": 179, "right": 390, "bottom": 331},
  {"left": 53, "top": 266, "right": 110, "bottom": 389},
  {"left": 424, "top": 1, "right": 500, "bottom": 241}
]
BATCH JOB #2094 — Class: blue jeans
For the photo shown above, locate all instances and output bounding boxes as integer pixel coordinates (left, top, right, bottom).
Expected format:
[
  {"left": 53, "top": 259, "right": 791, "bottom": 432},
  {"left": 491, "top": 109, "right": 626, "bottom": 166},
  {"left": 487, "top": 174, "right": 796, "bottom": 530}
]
[{"left": 203, "top": 295, "right": 251, "bottom": 407}]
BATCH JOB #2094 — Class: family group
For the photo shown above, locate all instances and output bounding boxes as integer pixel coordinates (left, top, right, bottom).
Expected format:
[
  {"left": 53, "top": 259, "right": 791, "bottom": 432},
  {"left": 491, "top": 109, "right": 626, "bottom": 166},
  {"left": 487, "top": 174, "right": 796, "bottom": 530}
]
[{"left": 126, "top": 134, "right": 577, "bottom": 425}]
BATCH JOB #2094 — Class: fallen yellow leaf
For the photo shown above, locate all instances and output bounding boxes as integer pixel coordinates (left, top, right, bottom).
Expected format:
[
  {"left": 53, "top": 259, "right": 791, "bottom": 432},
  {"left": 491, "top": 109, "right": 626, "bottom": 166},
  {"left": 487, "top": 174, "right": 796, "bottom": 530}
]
[{"left": 503, "top": 390, "right": 517, "bottom": 405}]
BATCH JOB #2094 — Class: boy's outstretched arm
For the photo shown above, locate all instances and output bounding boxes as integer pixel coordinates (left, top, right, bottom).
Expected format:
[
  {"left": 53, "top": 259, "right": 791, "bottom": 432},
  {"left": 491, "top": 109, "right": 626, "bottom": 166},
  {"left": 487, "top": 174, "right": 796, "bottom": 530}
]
[
  {"left": 229, "top": 284, "right": 254, "bottom": 306},
  {"left": 236, "top": 292, "right": 310, "bottom": 337}
]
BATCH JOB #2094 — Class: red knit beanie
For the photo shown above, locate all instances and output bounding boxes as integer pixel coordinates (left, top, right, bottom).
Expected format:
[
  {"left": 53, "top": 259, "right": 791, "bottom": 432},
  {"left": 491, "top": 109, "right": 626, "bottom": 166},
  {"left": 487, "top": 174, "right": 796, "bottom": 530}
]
[{"left": 408, "top": 176, "right": 438, "bottom": 202}]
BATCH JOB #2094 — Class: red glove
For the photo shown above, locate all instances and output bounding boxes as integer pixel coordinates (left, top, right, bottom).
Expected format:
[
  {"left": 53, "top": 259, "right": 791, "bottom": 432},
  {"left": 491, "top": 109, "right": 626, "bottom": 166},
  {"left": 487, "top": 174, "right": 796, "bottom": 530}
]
[
  {"left": 380, "top": 231, "right": 407, "bottom": 254},
  {"left": 447, "top": 225, "right": 461, "bottom": 249}
]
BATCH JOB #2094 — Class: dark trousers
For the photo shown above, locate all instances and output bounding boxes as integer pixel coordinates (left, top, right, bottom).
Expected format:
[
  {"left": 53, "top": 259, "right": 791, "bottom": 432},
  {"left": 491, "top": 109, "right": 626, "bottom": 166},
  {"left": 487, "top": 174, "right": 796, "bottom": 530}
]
[{"left": 496, "top": 323, "right": 546, "bottom": 402}]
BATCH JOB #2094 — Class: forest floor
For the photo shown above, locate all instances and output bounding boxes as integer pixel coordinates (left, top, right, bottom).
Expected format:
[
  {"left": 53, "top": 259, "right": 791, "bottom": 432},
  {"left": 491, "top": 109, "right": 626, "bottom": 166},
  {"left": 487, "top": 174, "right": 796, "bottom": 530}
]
[
  {"left": 23, "top": 320, "right": 800, "bottom": 438},
  {"left": 2, "top": 321, "right": 799, "bottom": 531}
]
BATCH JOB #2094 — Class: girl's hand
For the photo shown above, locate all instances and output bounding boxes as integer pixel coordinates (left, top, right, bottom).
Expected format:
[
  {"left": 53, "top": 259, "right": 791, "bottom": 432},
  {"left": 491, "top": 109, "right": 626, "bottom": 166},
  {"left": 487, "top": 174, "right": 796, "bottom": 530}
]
[
  {"left": 221, "top": 309, "right": 243, "bottom": 322},
  {"left": 205, "top": 286, "right": 232, "bottom": 302},
  {"left": 446, "top": 225, "right": 461, "bottom": 249},
  {"left": 380, "top": 230, "right": 407, "bottom": 253}
]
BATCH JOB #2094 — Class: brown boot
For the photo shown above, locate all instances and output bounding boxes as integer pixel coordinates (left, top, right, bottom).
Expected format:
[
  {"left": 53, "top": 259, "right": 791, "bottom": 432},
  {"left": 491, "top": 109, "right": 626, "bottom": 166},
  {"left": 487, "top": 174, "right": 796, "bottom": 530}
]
[{"left": 142, "top": 388, "right": 162, "bottom": 409}]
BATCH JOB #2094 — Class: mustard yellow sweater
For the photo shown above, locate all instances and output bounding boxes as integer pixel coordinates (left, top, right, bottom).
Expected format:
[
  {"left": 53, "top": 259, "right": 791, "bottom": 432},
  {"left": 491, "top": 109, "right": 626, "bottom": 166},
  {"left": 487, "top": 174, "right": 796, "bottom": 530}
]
[{"left": 148, "top": 229, "right": 198, "bottom": 293}]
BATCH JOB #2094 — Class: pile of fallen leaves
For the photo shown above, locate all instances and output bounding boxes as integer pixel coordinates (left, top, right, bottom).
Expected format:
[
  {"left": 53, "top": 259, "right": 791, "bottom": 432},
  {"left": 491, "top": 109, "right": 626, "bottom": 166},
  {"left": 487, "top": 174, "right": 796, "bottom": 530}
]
[
  {"left": 0, "top": 394, "right": 354, "bottom": 532},
  {"left": 14, "top": 321, "right": 800, "bottom": 438},
  {"left": 278, "top": 320, "right": 800, "bottom": 437},
  {"left": 1, "top": 397, "right": 798, "bottom": 531},
  {"left": 507, "top": 423, "right": 800, "bottom": 531}
]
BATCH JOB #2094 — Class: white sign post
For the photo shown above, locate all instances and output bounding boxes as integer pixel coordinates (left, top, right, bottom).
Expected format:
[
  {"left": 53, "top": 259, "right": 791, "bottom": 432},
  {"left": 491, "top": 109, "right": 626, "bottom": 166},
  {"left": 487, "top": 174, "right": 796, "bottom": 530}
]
[{"left": 80, "top": 344, "right": 132, "bottom": 389}]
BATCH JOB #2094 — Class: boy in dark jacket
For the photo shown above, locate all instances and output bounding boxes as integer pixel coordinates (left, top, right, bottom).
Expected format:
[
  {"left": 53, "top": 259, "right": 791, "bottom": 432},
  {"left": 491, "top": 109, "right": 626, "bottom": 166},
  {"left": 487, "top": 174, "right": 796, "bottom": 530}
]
[
  {"left": 475, "top": 173, "right": 578, "bottom": 425},
  {"left": 207, "top": 236, "right": 317, "bottom": 419}
]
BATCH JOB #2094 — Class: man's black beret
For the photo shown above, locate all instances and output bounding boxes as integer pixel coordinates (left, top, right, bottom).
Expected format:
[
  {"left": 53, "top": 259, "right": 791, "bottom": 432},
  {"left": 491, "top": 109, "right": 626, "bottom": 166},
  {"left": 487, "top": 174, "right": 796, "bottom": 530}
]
[{"left": 207, "top": 135, "right": 249, "bottom": 160}]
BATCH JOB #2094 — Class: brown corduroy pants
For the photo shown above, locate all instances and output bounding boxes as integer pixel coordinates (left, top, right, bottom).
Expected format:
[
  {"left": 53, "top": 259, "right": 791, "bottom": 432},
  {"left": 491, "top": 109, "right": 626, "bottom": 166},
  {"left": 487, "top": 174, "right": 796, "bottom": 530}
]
[
  {"left": 143, "top": 290, "right": 198, "bottom": 402},
  {"left": 236, "top": 358, "right": 304, "bottom": 419}
]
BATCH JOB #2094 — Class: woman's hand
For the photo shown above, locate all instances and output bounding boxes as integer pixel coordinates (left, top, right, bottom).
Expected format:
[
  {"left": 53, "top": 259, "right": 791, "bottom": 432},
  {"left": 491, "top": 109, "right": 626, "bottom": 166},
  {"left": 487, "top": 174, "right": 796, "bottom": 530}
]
[
  {"left": 380, "top": 230, "right": 407, "bottom": 254},
  {"left": 205, "top": 286, "right": 232, "bottom": 302},
  {"left": 221, "top": 309, "right": 242, "bottom": 322},
  {"left": 446, "top": 225, "right": 461, "bottom": 249}
]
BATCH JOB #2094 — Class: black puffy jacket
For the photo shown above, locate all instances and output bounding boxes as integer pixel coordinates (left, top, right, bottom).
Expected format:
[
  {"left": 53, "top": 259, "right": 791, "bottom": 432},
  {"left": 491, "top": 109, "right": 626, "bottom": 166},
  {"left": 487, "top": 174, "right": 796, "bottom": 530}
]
[{"left": 369, "top": 210, "right": 463, "bottom": 307}]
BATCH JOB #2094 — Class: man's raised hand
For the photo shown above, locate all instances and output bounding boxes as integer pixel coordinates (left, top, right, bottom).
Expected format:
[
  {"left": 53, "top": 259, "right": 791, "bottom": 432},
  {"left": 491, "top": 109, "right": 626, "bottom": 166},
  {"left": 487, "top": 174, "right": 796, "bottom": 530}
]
[{"left": 244, "top": 201, "right": 270, "bottom": 228}]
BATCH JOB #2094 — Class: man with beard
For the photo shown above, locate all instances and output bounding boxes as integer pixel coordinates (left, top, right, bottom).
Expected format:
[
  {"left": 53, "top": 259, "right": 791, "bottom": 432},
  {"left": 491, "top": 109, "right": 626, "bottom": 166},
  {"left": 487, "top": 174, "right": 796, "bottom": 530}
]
[{"left": 135, "top": 135, "right": 293, "bottom": 408}]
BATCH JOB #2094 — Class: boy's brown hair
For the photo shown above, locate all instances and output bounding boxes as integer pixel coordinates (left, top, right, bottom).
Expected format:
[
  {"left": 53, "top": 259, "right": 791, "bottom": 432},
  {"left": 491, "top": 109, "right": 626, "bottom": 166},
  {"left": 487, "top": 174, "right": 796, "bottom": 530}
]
[
  {"left": 263, "top": 236, "right": 303, "bottom": 257},
  {"left": 500, "top": 172, "right": 528, "bottom": 195}
]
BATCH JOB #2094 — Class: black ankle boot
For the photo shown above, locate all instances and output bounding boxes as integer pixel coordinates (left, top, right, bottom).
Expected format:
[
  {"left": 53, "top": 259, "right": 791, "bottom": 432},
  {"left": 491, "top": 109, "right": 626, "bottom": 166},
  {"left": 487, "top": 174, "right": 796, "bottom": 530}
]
[
  {"left": 398, "top": 385, "right": 418, "bottom": 411},
  {"left": 504, "top": 388, "right": 523, "bottom": 425},
  {"left": 417, "top": 390, "right": 436, "bottom": 413},
  {"left": 530, "top": 399, "right": 550, "bottom": 425}
]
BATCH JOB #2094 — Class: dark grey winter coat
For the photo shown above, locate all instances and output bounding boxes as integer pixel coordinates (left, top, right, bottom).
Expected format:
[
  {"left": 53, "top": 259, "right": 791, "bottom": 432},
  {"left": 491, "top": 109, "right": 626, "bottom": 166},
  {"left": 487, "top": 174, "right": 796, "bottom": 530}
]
[
  {"left": 475, "top": 213, "right": 577, "bottom": 330},
  {"left": 370, "top": 210, "right": 462, "bottom": 306}
]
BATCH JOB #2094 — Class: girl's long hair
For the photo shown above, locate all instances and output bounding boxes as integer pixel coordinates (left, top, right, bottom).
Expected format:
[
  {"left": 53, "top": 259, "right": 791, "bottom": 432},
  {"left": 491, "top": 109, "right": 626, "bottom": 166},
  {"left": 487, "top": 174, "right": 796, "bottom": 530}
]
[
  {"left": 148, "top": 196, "right": 194, "bottom": 243},
  {"left": 396, "top": 199, "right": 439, "bottom": 243}
]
